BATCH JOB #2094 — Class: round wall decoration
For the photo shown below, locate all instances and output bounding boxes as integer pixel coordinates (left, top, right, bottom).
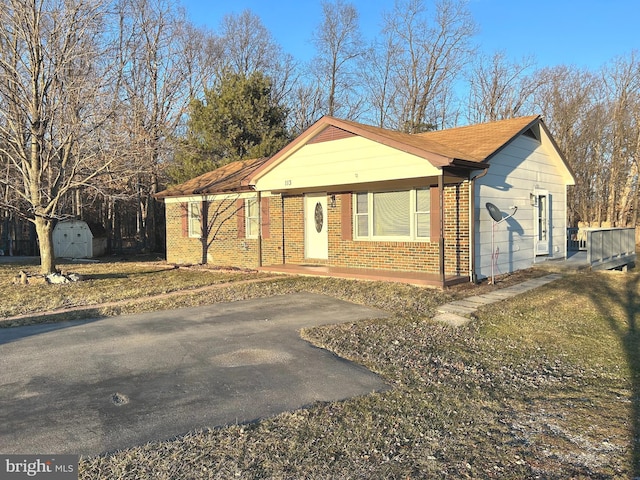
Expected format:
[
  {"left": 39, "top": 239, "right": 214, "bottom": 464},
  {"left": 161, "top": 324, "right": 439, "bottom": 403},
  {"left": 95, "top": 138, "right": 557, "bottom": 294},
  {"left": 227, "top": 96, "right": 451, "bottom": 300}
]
[{"left": 314, "top": 202, "right": 324, "bottom": 233}]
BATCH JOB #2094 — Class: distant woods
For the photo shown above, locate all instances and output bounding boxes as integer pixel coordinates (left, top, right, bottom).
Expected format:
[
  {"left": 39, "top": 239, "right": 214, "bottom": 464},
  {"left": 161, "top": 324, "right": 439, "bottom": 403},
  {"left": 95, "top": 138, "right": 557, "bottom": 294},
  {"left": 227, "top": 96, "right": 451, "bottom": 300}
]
[{"left": 0, "top": 0, "right": 638, "bottom": 269}]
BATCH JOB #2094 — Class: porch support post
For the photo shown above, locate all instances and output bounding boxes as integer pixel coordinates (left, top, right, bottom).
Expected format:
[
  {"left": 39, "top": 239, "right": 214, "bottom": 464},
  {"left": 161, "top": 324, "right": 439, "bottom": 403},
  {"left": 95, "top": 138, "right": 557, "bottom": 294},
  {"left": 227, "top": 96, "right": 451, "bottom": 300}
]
[
  {"left": 257, "top": 191, "right": 263, "bottom": 267},
  {"left": 439, "top": 173, "right": 445, "bottom": 285},
  {"left": 281, "top": 195, "right": 286, "bottom": 264}
]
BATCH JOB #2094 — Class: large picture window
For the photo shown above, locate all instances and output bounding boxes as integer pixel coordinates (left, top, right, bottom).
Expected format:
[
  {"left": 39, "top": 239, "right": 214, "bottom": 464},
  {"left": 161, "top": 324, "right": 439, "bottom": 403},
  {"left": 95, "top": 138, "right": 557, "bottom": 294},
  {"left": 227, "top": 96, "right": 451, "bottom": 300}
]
[{"left": 354, "top": 188, "right": 430, "bottom": 241}]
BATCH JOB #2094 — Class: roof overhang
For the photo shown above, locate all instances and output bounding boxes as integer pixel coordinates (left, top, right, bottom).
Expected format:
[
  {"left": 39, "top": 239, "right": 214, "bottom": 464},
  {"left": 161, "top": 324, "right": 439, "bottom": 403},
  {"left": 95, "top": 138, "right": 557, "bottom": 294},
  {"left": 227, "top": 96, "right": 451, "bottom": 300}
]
[{"left": 244, "top": 116, "right": 477, "bottom": 188}]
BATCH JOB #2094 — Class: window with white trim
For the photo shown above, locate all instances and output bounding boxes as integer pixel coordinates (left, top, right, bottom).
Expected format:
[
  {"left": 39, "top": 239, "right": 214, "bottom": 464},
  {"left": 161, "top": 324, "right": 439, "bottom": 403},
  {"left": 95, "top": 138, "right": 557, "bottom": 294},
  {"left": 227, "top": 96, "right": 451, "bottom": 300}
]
[
  {"left": 188, "top": 202, "right": 201, "bottom": 238},
  {"left": 415, "top": 188, "right": 431, "bottom": 238},
  {"left": 354, "top": 188, "right": 430, "bottom": 240},
  {"left": 245, "top": 198, "right": 259, "bottom": 238}
]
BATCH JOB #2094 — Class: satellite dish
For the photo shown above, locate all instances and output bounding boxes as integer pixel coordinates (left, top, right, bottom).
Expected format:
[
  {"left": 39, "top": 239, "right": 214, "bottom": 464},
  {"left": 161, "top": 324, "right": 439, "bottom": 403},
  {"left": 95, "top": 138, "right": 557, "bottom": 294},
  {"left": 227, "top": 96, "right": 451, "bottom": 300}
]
[{"left": 485, "top": 202, "right": 502, "bottom": 222}]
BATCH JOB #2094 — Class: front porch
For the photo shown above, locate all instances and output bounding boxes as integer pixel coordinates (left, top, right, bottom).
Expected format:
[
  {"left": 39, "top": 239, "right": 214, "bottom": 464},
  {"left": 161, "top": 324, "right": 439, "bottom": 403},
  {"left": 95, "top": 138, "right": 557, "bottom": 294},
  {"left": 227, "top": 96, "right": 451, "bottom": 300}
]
[
  {"left": 566, "top": 227, "right": 636, "bottom": 271},
  {"left": 258, "top": 264, "right": 469, "bottom": 288}
]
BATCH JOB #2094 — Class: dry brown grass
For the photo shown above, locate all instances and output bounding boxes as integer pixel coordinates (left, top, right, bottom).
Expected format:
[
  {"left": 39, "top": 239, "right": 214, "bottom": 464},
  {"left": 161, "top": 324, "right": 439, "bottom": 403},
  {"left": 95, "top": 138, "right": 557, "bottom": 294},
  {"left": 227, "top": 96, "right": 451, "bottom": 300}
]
[
  {"left": 0, "top": 259, "right": 270, "bottom": 322},
  {"left": 2, "top": 258, "right": 636, "bottom": 478}
]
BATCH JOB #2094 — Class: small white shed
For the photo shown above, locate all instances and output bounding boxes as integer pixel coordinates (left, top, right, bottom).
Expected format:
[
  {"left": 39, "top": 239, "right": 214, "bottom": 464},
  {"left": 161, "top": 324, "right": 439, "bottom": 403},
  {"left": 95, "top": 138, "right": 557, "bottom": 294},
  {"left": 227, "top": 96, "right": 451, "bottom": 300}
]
[{"left": 53, "top": 220, "right": 107, "bottom": 259}]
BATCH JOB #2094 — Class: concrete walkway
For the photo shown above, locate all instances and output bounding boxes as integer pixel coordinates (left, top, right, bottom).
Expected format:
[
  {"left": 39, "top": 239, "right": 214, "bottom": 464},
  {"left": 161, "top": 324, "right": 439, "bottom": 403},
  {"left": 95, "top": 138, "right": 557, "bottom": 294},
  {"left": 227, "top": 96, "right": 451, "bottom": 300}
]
[{"left": 434, "top": 273, "right": 563, "bottom": 326}]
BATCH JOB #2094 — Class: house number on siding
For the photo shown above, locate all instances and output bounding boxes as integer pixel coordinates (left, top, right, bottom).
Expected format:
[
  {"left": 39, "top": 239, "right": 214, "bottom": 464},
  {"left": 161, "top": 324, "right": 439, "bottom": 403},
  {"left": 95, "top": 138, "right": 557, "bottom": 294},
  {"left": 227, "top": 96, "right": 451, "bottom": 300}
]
[{"left": 284, "top": 179, "right": 292, "bottom": 186}]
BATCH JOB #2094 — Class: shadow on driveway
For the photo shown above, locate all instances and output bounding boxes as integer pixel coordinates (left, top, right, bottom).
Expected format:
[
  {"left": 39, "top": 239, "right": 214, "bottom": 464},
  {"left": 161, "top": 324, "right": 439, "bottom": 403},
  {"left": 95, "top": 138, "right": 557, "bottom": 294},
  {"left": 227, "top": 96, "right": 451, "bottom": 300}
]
[{"left": 0, "top": 293, "right": 389, "bottom": 456}]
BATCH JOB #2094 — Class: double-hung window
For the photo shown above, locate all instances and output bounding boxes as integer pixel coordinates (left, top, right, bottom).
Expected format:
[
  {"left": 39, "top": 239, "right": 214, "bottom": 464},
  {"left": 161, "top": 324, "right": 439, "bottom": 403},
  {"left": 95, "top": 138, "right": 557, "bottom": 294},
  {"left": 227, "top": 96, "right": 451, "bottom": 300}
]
[
  {"left": 188, "top": 202, "right": 201, "bottom": 238},
  {"left": 354, "top": 188, "right": 430, "bottom": 241},
  {"left": 245, "top": 198, "right": 260, "bottom": 238}
]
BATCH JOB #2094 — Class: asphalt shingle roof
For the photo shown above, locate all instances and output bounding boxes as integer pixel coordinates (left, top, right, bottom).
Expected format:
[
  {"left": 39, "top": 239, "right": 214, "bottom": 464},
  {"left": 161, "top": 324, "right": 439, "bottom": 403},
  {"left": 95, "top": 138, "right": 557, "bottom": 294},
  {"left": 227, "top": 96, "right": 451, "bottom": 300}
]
[
  {"left": 416, "top": 115, "right": 541, "bottom": 161},
  {"left": 155, "top": 157, "right": 269, "bottom": 198},
  {"left": 332, "top": 115, "right": 540, "bottom": 163},
  {"left": 157, "top": 115, "right": 544, "bottom": 198}
]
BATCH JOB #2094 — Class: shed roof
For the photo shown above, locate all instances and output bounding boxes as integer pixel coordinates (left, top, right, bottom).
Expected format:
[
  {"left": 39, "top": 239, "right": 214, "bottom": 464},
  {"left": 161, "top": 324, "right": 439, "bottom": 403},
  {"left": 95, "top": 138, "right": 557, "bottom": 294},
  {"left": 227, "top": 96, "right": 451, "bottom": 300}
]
[{"left": 155, "top": 157, "right": 268, "bottom": 199}]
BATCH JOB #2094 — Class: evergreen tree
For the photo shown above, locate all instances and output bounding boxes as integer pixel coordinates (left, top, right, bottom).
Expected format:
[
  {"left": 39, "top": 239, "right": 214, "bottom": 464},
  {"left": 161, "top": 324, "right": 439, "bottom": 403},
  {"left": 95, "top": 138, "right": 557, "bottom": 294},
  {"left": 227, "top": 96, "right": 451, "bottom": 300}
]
[{"left": 169, "top": 71, "right": 290, "bottom": 184}]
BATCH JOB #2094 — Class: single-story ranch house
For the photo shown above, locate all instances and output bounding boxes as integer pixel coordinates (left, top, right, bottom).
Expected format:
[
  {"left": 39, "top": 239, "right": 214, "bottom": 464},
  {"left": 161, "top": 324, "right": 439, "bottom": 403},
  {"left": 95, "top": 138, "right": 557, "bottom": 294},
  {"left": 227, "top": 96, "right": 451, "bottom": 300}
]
[{"left": 156, "top": 115, "right": 575, "bottom": 287}]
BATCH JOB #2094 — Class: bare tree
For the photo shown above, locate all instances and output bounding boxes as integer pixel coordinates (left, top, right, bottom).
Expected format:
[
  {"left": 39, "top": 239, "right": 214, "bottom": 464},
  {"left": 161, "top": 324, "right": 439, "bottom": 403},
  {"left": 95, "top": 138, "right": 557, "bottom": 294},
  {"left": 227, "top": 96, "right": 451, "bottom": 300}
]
[
  {"left": 382, "top": 0, "right": 476, "bottom": 132},
  {"left": 218, "top": 9, "right": 298, "bottom": 107},
  {"left": 466, "top": 51, "right": 540, "bottom": 123},
  {"left": 111, "top": 0, "right": 213, "bottom": 251},
  {"left": 602, "top": 53, "right": 640, "bottom": 226},
  {"left": 189, "top": 197, "right": 242, "bottom": 265},
  {"left": 310, "top": 0, "right": 365, "bottom": 118},
  {"left": 535, "top": 65, "right": 607, "bottom": 226},
  {"left": 361, "top": 35, "right": 401, "bottom": 128},
  {"left": 287, "top": 82, "right": 325, "bottom": 135},
  {"left": 0, "top": 0, "right": 115, "bottom": 273}
]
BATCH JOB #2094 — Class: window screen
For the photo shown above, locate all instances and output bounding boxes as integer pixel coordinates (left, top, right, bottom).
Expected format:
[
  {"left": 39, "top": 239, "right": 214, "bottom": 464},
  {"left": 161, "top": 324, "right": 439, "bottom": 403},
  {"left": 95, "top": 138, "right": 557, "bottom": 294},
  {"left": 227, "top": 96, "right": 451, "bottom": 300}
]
[
  {"left": 246, "top": 198, "right": 259, "bottom": 238},
  {"left": 188, "top": 202, "right": 200, "bottom": 238},
  {"left": 415, "top": 188, "right": 430, "bottom": 237},
  {"left": 373, "top": 190, "right": 410, "bottom": 236},
  {"left": 355, "top": 192, "right": 368, "bottom": 237}
]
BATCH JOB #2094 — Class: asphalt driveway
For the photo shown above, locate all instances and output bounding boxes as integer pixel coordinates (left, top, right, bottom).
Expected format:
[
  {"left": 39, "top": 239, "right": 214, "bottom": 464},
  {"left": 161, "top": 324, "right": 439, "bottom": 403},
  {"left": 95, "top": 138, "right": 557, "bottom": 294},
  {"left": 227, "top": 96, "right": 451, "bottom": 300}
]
[{"left": 0, "top": 293, "right": 389, "bottom": 455}]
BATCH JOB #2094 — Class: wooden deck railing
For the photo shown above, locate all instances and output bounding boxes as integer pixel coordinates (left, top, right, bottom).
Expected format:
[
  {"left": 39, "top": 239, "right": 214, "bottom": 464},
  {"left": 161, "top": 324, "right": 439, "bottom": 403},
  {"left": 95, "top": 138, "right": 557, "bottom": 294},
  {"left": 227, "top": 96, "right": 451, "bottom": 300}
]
[
  {"left": 586, "top": 227, "right": 636, "bottom": 269},
  {"left": 567, "top": 227, "right": 587, "bottom": 251}
]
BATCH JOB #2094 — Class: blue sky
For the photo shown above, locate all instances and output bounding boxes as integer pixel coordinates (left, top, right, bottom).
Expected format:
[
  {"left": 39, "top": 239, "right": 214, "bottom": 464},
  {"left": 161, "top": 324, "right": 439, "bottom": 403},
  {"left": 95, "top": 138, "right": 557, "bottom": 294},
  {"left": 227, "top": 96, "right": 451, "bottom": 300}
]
[{"left": 180, "top": 0, "right": 640, "bottom": 71}]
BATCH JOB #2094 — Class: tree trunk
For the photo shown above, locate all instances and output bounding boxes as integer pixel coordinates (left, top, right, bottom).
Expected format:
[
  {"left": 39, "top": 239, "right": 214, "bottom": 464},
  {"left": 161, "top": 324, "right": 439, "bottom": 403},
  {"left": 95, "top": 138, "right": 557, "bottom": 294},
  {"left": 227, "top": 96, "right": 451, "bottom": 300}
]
[
  {"left": 146, "top": 172, "right": 159, "bottom": 252},
  {"left": 34, "top": 216, "right": 56, "bottom": 274}
]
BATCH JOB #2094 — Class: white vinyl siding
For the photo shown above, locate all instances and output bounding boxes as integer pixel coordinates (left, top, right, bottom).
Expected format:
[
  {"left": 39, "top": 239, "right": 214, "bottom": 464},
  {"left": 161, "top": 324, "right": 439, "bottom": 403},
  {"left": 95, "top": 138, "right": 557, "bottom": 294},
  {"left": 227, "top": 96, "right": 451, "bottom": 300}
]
[
  {"left": 354, "top": 188, "right": 430, "bottom": 241},
  {"left": 475, "top": 133, "right": 571, "bottom": 280},
  {"left": 254, "top": 136, "right": 442, "bottom": 191}
]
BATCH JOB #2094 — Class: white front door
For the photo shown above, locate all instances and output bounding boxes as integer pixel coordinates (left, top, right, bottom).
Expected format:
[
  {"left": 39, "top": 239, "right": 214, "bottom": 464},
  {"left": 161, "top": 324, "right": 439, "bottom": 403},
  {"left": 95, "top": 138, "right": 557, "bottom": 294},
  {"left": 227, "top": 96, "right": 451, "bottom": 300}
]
[
  {"left": 534, "top": 190, "right": 550, "bottom": 255},
  {"left": 304, "top": 193, "right": 328, "bottom": 259}
]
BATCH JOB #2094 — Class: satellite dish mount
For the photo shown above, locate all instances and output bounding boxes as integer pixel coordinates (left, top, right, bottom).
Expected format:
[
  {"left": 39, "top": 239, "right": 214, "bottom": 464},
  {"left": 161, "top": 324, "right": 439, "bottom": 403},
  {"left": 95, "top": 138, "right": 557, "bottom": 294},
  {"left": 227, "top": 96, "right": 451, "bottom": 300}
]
[{"left": 485, "top": 203, "right": 518, "bottom": 284}]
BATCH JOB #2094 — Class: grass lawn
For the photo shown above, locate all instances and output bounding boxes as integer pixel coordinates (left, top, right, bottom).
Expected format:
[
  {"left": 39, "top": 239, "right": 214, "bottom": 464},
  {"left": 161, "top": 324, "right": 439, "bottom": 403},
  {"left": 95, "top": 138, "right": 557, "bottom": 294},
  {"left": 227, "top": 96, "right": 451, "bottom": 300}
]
[
  {"left": 2, "top": 259, "right": 638, "bottom": 478},
  {"left": 0, "top": 258, "right": 271, "bottom": 322}
]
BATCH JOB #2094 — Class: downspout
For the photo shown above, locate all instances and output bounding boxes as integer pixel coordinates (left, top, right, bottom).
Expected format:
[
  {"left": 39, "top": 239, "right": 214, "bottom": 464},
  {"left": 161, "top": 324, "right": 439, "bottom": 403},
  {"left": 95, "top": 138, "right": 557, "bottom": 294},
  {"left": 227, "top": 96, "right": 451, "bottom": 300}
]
[
  {"left": 439, "top": 173, "right": 445, "bottom": 286},
  {"left": 469, "top": 168, "right": 489, "bottom": 283}
]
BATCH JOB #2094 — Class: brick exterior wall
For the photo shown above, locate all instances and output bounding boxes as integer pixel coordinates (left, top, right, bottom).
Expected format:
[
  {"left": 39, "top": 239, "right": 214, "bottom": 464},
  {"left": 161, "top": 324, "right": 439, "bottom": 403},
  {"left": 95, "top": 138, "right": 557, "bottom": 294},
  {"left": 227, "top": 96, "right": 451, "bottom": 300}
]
[
  {"left": 165, "top": 198, "right": 260, "bottom": 268},
  {"left": 165, "top": 181, "right": 470, "bottom": 276},
  {"left": 444, "top": 182, "right": 469, "bottom": 276},
  {"left": 165, "top": 202, "right": 200, "bottom": 264},
  {"left": 261, "top": 195, "right": 285, "bottom": 266},
  {"left": 266, "top": 182, "right": 470, "bottom": 275}
]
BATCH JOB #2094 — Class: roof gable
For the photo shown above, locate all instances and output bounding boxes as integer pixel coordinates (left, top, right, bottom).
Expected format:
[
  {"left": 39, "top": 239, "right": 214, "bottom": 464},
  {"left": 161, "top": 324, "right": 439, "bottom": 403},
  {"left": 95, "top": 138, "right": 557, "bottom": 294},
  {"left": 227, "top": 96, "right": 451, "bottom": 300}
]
[
  {"left": 308, "top": 125, "right": 356, "bottom": 144},
  {"left": 247, "top": 115, "right": 552, "bottom": 186}
]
